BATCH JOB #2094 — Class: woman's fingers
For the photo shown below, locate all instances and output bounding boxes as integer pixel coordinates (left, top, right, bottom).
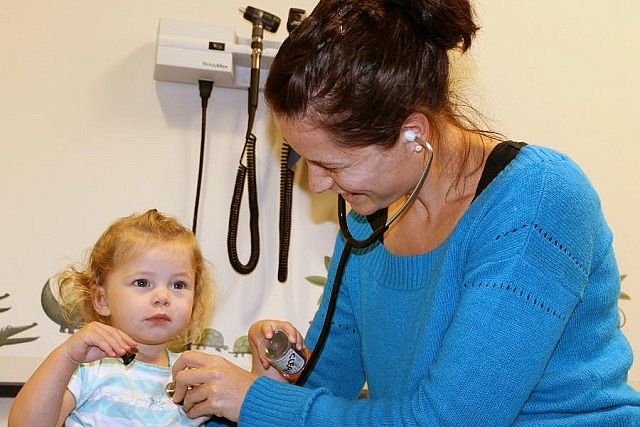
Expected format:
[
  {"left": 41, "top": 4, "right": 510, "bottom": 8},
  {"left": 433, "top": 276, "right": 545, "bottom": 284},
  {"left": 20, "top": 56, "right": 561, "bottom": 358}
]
[{"left": 171, "top": 353, "right": 256, "bottom": 422}]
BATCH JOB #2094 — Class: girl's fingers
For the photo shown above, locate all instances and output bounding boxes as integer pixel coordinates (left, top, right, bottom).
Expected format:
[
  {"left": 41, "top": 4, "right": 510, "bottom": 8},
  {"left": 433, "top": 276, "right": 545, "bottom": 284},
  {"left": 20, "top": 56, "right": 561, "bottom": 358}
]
[{"left": 87, "top": 322, "right": 137, "bottom": 356}]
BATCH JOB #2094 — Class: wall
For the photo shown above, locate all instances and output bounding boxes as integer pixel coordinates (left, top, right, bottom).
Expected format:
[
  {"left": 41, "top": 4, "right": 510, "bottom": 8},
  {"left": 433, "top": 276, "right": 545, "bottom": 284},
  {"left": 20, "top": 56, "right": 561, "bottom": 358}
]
[
  {"left": 0, "top": 0, "right": 333, "bottom": 360},
  {"left": 0, "top": 1, "right": 334, "bottom": 423},
  {"left": 1, "top": 0, "right": 638, "bottom": 423}
]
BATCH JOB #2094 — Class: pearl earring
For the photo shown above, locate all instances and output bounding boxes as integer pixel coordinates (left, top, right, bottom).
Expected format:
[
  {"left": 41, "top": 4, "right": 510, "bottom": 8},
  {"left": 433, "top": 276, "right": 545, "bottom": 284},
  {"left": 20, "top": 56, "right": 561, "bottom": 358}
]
[{"left": 414, "top": 144, "right": 423, "bottom": 153}]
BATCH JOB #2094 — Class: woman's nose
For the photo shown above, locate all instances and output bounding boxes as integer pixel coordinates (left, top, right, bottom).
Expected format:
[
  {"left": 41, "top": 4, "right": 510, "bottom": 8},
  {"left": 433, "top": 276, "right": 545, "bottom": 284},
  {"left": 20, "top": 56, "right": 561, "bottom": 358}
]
[{"left": 306, "top": 163, "right": 334, "bottom": 194}]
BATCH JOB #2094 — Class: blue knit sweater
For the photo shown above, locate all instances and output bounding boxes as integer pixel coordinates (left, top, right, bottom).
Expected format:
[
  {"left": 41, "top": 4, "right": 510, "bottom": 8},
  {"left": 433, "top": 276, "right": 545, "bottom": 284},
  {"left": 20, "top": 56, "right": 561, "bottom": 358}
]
[{"left": 228, "top": 145, "right": 640, "bottom": 426}]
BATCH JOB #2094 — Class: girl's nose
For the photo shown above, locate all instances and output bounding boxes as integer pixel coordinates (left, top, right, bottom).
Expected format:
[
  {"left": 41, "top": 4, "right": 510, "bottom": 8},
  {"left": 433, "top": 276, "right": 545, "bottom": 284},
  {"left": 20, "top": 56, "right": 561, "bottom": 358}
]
[
  {"left": 153, "top": 287, "right": 170, "bottom": 306},
  {"left": 306, "top": 163, "right": 335, "bottom": 194}
]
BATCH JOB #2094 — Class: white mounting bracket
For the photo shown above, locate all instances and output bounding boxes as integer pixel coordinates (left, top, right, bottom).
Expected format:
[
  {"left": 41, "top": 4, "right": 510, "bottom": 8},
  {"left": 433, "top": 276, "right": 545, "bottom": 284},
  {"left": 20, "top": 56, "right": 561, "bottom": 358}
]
[{"left": 153, "top": 18, "right": 281, "bottom": 90}]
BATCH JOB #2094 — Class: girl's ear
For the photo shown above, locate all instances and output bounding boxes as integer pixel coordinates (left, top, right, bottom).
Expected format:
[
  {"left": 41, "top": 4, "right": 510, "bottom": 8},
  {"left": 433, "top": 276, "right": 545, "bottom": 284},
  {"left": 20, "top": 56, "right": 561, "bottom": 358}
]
[{"left": 93, "top": 286, "right": 111, "bottom": 317}]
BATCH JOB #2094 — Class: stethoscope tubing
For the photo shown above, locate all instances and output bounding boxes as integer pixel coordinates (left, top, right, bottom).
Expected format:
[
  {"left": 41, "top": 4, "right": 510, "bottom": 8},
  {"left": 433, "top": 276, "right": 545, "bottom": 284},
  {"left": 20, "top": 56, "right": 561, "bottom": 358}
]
[
  {"left": 295, "top": 136, "right": 433, "bottom": 385},
  {"left": 294, "top": 239, "right": 352, "bottom": 385}
]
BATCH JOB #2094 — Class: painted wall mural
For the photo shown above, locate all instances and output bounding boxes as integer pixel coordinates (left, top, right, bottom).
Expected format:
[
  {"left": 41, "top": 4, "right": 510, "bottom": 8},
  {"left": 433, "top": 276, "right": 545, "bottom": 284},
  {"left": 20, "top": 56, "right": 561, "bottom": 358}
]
[
  {"left": 0, "top": 293, "right": 38, "bottom": 348},
  {"left": 41, "top": 278, "right": 80, "bottom": 334}
]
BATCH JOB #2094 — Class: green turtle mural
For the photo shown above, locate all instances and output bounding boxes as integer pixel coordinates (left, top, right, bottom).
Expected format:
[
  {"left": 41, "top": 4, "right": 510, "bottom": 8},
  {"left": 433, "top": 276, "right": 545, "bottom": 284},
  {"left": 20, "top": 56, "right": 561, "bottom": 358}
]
[
  {"left": 192, "top": 328, "right": 228, "bottom": 351},
  {"left": 231, "top": 335, "right": 250, "bottom": 357}
]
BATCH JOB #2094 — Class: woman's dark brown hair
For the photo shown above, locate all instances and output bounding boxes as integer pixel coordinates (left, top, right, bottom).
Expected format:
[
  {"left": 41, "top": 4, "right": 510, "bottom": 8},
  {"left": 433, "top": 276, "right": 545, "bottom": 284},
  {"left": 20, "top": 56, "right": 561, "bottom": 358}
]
[{"left": 265, "top": 0, "right": 480, "bottom": 147}]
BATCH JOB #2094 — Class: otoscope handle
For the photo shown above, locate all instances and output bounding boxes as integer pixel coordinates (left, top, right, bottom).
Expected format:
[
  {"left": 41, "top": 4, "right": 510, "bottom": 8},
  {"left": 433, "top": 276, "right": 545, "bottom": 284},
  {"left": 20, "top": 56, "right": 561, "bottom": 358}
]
[
  {"left": 248, "top": 67, "right": 260, "bottom": 114},
  {"left": 248, "top": 21, "right": 262, "bottom": 115}
]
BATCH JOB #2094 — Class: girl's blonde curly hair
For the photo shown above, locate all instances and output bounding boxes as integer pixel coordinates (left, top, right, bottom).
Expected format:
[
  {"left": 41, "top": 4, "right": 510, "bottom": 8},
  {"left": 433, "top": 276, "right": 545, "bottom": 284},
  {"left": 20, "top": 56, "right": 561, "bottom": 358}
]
[{"left": 57, "top": 209, "right": 215, "bottom": 352}]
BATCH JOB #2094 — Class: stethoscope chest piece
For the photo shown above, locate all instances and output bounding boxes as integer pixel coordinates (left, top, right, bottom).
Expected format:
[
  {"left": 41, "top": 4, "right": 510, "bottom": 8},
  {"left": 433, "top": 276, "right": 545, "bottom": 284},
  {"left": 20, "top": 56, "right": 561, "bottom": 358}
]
[
  {"left": 165, "top": 379, "right": 192, "bottom": 405},
  {"left": 165, "top": 381, "right": 176, "bottom": 400}
]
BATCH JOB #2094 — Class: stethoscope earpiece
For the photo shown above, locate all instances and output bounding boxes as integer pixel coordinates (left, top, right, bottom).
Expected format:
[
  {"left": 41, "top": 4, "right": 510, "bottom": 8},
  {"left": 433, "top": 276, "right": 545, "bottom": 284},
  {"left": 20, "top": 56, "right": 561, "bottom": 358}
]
[{"left": 404, "top": 129, "right": 417, "bottom": 142}]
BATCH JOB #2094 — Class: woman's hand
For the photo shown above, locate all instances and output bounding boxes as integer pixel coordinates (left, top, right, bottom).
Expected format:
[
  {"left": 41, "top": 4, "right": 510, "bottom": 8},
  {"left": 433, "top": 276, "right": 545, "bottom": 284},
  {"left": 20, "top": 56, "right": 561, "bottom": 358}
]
[
  {"left": 61, "top": 321, "right": 137, "bottom": 365},
  {"left": 171, "top": 350, "right": 258, "bottom": 422},
  {"left": 248, "top": 319, "right": 307, "bottom": 375}
]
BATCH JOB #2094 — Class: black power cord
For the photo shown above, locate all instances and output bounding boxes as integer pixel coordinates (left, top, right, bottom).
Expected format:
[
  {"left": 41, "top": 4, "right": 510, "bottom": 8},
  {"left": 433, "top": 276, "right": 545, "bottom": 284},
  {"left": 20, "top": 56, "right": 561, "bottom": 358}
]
[{"left": 192, "top": 79, "right": 214, "bottom": 234}]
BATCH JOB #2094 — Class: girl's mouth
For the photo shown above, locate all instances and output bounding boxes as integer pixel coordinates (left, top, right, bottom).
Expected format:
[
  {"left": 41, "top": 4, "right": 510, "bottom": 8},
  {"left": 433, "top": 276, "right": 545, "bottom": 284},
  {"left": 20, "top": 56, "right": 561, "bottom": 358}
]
[{"left": 147, "top": 313, "right": 170, "bottom": 324}]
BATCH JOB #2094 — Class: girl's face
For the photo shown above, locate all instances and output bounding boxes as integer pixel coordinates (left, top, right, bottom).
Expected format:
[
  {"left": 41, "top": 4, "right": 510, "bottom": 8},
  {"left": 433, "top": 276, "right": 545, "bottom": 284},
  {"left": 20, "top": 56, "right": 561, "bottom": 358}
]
[
  {"left": 277, "top": 117, "right": 424, "bottom": 216},
  {"left": 94, "top": 243, "right": 195, "bottom": 347}
]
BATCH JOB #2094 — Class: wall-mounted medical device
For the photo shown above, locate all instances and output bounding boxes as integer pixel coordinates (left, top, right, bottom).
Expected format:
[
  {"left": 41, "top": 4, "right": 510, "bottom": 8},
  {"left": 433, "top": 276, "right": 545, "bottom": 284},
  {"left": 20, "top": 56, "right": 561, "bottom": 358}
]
[
  {"left": 153, "top": 18, "right": 281, "bottom": 89},
  {"left": 155, "top": 7, "right": 306, "bottom": 283}
]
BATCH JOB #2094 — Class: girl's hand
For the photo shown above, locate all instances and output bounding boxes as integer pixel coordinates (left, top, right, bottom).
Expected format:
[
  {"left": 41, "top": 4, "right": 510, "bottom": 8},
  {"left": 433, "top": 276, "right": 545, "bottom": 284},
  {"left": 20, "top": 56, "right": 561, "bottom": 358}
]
[
  {"left": 61, "top": 321, "right": 138, "bottom": 365},
  {"left": 8, "top": 322, "right": 137, "bottom": 427},
  {"left": 248, "top": 320, "right": 306, "bottom": 375}
]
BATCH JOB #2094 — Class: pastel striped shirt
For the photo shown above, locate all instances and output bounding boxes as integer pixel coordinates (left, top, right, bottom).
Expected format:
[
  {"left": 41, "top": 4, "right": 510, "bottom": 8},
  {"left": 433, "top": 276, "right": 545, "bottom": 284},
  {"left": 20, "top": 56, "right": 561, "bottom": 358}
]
[{"left": 67, "top": 351, "right": 206, "bottom": 426}]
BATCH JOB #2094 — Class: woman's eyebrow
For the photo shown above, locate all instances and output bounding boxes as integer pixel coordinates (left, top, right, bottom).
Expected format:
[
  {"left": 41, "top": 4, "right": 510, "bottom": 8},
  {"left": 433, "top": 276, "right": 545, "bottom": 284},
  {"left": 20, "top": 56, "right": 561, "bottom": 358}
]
[{"left": 306, "top": 159, "right": 347, "bottom": 169}]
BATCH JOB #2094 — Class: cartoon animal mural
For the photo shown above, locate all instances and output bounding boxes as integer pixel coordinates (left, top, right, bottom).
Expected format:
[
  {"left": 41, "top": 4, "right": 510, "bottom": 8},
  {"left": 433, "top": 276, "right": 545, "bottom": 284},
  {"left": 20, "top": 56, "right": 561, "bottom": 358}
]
[
  {"left": 305, "top": 256, "right": 331, "bottom": 305},
  {"left": 231, "top": 335, "right": 250, "bottom": 357},
  {"left": 192, "top": 328, "right": 228, "bottom": 351},
  {"left": 0, "top": 292, "right": 39, "bottom": 348},
  {"left": 41, "top": 278, "right": 81, "bottom": 334},
  {"left": 0, "top": 293, "right": 9, "bottom": 314}
]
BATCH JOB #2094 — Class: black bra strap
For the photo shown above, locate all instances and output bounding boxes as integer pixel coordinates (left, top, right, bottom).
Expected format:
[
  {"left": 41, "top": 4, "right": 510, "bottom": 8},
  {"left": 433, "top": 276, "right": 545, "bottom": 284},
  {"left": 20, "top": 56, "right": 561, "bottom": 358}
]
[{"left": 474, "top": 140, "right": 525, "bottom": 199}]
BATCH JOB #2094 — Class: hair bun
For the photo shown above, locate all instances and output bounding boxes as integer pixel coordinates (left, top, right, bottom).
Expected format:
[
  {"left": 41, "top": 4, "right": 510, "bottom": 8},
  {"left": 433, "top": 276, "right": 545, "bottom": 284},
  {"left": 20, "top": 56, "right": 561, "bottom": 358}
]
[{"left": 387, "top": 0, "right": 479, "bottom": 52}]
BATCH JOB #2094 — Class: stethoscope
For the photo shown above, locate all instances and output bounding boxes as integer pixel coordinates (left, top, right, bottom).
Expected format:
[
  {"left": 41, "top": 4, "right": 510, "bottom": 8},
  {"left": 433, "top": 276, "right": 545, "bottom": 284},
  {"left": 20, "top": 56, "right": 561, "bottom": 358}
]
[{"left": 294, "top": 129, "right": 434, "bottom": 385}]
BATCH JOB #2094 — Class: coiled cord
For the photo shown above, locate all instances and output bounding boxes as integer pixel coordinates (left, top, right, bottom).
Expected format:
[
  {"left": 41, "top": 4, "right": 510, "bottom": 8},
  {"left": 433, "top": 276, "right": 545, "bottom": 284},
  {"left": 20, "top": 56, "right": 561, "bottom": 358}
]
[
  {"left": 277, "top": 142, "right": 295, "bottom": 282},
  {"left": 227, "top": 132, "right": 260, "bottom": 274}
]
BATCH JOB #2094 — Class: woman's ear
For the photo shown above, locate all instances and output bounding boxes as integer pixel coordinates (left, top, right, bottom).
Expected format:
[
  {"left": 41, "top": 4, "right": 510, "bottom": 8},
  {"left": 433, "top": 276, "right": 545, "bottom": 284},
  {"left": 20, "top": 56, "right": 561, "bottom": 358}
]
[
  {"left": 93, "top": 286, "right": 111, "bottom": 317},
  {"left": 401, "top": 112, "right": 431, "bottom": 142}
]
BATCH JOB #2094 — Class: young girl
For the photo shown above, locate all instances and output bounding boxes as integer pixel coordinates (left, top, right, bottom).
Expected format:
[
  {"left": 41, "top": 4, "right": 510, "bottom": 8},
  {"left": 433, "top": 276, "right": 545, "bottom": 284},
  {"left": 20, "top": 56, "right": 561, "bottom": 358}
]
[{"left": 9, "top": 209, "right": 215, "bottom": 427}]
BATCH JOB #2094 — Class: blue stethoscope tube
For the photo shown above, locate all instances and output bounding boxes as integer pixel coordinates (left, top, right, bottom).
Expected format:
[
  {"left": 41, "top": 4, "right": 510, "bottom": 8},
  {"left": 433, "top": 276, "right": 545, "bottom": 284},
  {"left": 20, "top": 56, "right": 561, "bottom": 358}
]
[{"left": 295, "top": 134, "right": 433, "bottom": 385}]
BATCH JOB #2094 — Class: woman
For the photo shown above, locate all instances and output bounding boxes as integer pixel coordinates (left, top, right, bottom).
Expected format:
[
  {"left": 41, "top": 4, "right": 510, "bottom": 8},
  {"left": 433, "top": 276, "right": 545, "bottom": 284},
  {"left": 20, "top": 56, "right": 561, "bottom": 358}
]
[{"left": 171, "top": 0, "right": 640, "bottom": 425}]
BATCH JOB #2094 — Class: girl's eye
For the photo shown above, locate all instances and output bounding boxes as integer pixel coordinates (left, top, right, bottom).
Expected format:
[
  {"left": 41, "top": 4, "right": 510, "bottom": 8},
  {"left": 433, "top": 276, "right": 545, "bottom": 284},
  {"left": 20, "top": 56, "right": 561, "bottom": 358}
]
[
  {"left": 172, "top": 281, "right": 187, "bottom": 290},
  {"left": 133, "top": 279, "right": 149, "bottom": 287}
]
